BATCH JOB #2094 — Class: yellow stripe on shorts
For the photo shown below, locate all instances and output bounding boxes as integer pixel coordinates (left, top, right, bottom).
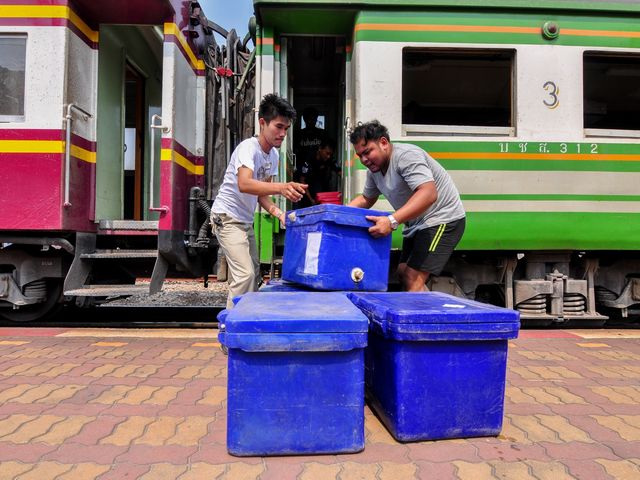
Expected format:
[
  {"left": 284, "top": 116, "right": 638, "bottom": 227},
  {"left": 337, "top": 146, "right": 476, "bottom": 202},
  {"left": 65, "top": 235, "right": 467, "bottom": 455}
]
[{"left": 429, "top": 223, "right": 447, "bottom": 252}]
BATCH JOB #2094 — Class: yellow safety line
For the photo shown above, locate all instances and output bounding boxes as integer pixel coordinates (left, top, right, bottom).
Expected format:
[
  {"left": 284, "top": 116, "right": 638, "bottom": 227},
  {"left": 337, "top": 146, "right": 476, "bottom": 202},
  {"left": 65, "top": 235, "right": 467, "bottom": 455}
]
[
  {"left": 161, "top": 148, "right": 204, "bottom": 175},
  {"left": 0, "top": 140, "right": 96, "bottom": 163},
  {"left": 160, "top": 148, "right": 173, "bottom": 161},
  {"left": 57, "top": 328, "right": 218, "bottom": 339},
  {"left": 0, "top": 5, "right": 99, "bottom": 42},
  {"left": 174, "top": 150, "right": 204, "bottom": 175},
  {"left": 164, "top": 22, "right": 206, "bottom": 71},
  {"left": 66, "top": 7, "right": 99, "bottom": 42},
  {"left": 70, "top": 144, "right": 96, "bottom": 163},
  {"left": 0, "top": 140, "right": 63, "bottom": 153}
]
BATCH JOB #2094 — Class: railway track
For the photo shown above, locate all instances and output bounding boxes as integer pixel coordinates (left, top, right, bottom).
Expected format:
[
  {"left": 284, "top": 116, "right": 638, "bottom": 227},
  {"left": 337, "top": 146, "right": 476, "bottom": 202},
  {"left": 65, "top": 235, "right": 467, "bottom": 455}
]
[
  {"left": 2, "top": 306, "right": 638, "bottom": 329},
  {"left": 0, "top": 305, "right": 224, "bottom": 329}
]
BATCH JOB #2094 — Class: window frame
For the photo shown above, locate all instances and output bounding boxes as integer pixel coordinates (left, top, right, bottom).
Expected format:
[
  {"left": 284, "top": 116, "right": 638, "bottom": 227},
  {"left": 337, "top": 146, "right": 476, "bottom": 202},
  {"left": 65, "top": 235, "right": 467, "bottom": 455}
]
[
  {"left": 0, "top": 34, "right": 27, "bottom": 123},
  {"left": 583, "top": 50, "right": 640, "bottom": 139},
  {"left": 401, "top": 47, "right": 516, "bottom": 137}
]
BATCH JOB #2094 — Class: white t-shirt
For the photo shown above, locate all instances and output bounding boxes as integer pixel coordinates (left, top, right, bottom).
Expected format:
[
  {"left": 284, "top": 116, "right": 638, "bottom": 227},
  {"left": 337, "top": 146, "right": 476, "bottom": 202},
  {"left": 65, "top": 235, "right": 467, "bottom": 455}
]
[{"left": 212, "top": 137, "right": 279, "bottom": 224}]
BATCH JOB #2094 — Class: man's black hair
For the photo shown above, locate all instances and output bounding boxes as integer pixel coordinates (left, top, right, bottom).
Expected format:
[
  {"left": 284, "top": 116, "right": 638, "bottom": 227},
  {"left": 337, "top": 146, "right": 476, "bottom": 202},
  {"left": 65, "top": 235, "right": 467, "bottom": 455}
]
[
  {"left": 259, "top": 94, "right": 297, "bottom": 124},
  {"left": 318, "top": 138, "right": 335, "bottom": 151},
  {"left": 349, "top": 120, "right": 390, "bottom": 145},
  {"left": 302, "top": 106, "right": 319, "bottom": 125}
]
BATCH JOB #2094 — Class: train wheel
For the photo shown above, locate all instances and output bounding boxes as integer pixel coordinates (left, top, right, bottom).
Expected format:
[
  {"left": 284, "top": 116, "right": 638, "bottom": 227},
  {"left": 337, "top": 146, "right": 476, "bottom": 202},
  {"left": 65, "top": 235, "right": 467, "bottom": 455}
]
[{"left": 0, "top": 280, "right": 63, "bottom": 323}]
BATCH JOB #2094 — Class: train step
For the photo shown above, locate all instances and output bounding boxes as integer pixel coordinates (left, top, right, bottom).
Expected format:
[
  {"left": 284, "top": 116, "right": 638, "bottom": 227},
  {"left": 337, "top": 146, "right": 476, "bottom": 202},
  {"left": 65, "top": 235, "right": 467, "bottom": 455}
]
[
  {"left": 97, "top": 220, "right": 158, "bottom": 236},
  {"left": 80, "top": 249, "right": 158, "bottom": 259},
  {"left": 64, "top": 285, "right": 149, "bottom": 297}
]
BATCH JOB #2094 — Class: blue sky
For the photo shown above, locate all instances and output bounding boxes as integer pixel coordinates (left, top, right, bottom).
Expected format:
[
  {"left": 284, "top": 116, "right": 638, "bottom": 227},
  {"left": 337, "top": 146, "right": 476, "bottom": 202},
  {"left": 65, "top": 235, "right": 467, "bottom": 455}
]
[{"left": 199, "top": 0, "right": 255, "bottom": 39}]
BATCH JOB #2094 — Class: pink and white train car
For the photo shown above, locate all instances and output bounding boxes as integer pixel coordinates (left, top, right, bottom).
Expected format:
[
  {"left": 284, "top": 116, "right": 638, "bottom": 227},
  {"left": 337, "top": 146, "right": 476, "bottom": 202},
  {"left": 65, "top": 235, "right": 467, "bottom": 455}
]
[{"left": 0, "top": 0, "right": 246, "bottom": 320}]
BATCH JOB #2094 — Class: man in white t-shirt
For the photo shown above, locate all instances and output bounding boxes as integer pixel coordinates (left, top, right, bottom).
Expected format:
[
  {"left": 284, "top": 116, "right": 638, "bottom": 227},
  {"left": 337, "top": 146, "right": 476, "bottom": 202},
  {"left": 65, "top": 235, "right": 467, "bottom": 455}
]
[{"left": 211, "top": 94, "right": 307, "bottom": 308}]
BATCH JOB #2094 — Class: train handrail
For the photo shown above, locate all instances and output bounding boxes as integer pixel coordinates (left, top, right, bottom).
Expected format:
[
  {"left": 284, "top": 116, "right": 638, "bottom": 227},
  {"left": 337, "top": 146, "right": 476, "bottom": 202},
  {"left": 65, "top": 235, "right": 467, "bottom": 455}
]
[
  {"left": 149, "top": 115, "right": 171, "bottom": 214},
  {"left": 345, "top": 117, "right": 352, "bottom": 202},
  {"left": 63, "top": 103, "right": 92, "bottom": 208}
]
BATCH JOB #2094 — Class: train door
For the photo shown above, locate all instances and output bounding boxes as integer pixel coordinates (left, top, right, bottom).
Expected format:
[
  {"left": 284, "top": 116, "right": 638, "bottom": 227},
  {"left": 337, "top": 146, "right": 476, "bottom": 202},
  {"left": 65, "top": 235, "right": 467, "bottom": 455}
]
[
  {"left": 123, "top": 65, "right": 146, "bottom": 220},
  {"left": 282, "top": 36, "right": 346, "bottom": 205},
  {"left": 95, "top": 25, "right": 163, "bottom": 222}
]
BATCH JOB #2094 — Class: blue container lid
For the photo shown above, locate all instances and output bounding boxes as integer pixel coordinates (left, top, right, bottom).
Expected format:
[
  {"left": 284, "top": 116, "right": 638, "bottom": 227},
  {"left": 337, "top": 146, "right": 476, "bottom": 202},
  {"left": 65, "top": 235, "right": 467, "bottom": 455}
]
[
  {"left": 223, "top": 292, "right": 368, "bottom": 334},
  {"left": 349, "top": 292, "right": 520, "bottom": 340},
  {"left": 259, "top": 278, "right": 310, "bottom": 292},
  {"left": 287, "top": 204, "right": 389, "bottom": 229}
]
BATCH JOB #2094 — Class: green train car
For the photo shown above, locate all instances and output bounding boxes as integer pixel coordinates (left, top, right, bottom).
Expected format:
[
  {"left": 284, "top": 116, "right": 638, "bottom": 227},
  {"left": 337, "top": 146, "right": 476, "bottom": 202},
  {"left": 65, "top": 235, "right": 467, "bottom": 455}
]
[{"left": 251, "top": 0, "right": 640, "bottom": 324}]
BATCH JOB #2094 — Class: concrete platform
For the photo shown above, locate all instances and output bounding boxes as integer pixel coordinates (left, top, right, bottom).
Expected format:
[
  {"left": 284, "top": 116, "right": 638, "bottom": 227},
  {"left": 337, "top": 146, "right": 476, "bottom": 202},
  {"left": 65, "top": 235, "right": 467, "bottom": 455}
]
[{"left": 0, "top": 326, "right": 638, "bottom": 479}]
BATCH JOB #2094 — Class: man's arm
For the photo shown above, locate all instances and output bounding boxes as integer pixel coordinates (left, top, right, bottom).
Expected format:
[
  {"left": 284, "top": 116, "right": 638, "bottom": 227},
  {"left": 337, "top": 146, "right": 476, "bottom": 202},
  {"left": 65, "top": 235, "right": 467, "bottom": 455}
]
[
  {"left": 298, "top": 174, "right": 316, "bottom": 205},
  {"left": 237, "top": 166, "right": 307, "bottom": 202},
  {"left": 348, "top": 194, "right": 378, "bottom": 209},
  {"left": 366, "top": 182, "right": 437, "bottom": 238},
  {"left": 258, "top": 194, "right": 286, "bottom": 224}
]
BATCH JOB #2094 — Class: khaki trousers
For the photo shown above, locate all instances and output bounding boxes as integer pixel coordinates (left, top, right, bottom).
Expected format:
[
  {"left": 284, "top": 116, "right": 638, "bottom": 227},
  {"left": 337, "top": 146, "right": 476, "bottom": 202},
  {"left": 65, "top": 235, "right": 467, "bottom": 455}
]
[{"left": 211, "top": 213, "right": 261, "bottom": 309}]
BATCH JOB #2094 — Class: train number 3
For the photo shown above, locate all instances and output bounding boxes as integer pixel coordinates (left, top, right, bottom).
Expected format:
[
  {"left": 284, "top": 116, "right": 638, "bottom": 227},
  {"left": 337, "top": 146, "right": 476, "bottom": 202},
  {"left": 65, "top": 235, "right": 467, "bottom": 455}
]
[{"left": 543, "top": 81, "right": 559, "bottom": 109}]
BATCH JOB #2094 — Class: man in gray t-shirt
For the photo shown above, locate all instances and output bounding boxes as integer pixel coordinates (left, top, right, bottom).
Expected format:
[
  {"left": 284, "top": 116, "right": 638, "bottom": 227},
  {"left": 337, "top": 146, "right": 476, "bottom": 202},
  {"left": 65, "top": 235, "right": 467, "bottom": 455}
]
[{"left": 348, "top": 121, "right": 465, "bottom": 291}]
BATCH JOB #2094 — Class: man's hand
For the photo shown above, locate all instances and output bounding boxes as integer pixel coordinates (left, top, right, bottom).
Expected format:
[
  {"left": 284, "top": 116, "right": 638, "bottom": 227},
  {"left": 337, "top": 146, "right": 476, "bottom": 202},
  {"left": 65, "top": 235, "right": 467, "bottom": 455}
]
[
  {"left": 280, "top": 182, "right": 308, "bottom": 202},
  {"left": 366, "top": 215, "right": 393, "bottom": 238}
]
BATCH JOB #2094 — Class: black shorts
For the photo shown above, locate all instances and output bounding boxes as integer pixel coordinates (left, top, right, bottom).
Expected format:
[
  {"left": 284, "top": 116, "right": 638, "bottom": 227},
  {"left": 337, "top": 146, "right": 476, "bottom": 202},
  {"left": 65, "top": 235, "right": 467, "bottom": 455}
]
[{"left": 399, "top": 218, "right": 466, "bottom": 276}]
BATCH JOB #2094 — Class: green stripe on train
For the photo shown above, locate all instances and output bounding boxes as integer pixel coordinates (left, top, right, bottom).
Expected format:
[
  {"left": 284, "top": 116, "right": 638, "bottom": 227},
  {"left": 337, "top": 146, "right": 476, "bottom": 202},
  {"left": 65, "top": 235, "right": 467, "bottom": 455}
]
[
  {"left": 255, "top": 1, "right": 640, "bottom": 15},
  {"left": 459, "top": 212, "right": 640, "bottom": 250},
  {"left": 406, "top": 141, "right": 640, "bottom": 154},
  {"left": 355, "top": 11, "right": 640, "bottom": 48},
  {"left": 258, "top": 27, "right": 275, "bottom": 56},
  {"left": 355, "top": 160, "right": 640, "bottom": 172},
  {"left": 460, "top": 194, "right": 640, "bottom": 202}
]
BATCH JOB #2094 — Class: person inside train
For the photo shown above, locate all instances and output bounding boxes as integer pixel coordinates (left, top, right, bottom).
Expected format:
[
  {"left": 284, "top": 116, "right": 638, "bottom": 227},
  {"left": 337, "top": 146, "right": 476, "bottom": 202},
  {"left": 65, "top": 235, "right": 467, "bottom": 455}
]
[
  {"left": 211, "top": 94, "right": 308, "bottom": 309},
  {"left": 348, "top": 120, "right": 466, "bottom": 292},
  {"left": 295, "top": 106, "right": 326, "bottom": 172},
  {"left": 294, "top": 138, "right": 340, "bottom": 208}
]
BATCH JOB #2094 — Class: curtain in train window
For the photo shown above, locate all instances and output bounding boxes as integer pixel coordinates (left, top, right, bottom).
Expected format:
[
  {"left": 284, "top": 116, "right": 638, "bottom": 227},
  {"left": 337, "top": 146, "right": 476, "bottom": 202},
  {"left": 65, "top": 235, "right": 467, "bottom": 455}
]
[
  {"left": 402, "top": 49, "right": 514, "bottom": 135},
  {"left": 0, "top": 35, "right": 27, "bottom": 122},
  {"left": 584, "top": 53, "right": 640, "bottom": 132}
]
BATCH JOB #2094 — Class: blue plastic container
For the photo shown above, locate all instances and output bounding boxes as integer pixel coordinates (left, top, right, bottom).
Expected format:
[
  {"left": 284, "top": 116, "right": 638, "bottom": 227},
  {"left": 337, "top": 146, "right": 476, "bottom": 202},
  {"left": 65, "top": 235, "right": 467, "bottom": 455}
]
[
  {"left": 348, "top": 291, "right": 520, "bottom": 442},
  {"left": 282, "top": 204, "right": 391, "bottom": 291},
  {"left": 219, "top": 292, "right": 368, "bottom": 456}
]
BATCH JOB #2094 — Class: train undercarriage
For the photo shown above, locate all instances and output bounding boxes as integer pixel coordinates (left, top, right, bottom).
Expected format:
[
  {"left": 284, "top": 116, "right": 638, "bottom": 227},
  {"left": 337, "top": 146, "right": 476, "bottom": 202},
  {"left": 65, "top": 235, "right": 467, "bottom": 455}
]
[
  {"left": 2, "top": 230, "right": 639, "bottom": 325},
  {"left": 427, "top": 251, "right": 640, "bottom": 326}
]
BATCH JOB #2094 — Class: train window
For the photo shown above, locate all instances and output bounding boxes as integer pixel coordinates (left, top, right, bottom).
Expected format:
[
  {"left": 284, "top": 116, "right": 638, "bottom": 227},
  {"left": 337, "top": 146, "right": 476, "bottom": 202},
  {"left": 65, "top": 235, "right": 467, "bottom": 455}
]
[
  {"left": 584, "top": 53, "right": 640, "bottom": 137},
  {"left": 0, "top": 35, "right": 26, "bottom": 122},
  {"left": 402, "top": 49, "right": 514, "bottom": 136}
]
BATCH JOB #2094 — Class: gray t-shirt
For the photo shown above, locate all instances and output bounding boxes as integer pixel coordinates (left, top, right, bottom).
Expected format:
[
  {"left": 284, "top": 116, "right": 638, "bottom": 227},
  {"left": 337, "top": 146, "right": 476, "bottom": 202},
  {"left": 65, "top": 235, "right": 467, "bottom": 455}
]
[{"left": 363, "top": 143, "right": 465, "bottom": 237}]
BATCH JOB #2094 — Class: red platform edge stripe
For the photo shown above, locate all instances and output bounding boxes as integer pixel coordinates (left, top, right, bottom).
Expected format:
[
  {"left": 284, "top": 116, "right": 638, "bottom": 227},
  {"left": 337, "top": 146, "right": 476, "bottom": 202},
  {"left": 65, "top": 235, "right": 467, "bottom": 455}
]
[{"left": 0, "top": 328, "right": 68, "bottom": 337}]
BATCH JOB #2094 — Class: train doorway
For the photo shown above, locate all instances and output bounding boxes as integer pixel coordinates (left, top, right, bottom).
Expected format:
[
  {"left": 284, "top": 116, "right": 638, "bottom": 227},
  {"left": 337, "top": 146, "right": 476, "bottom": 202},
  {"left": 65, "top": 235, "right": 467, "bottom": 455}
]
[
  {"left": 282, "top": 36, "right": 346, "bottom": 206},
  {"left": 124, "top": 64, "right": 145, "bottom": 220},
  {"left": 95, "top": 25, "right": 162, "bottom": 222}
]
